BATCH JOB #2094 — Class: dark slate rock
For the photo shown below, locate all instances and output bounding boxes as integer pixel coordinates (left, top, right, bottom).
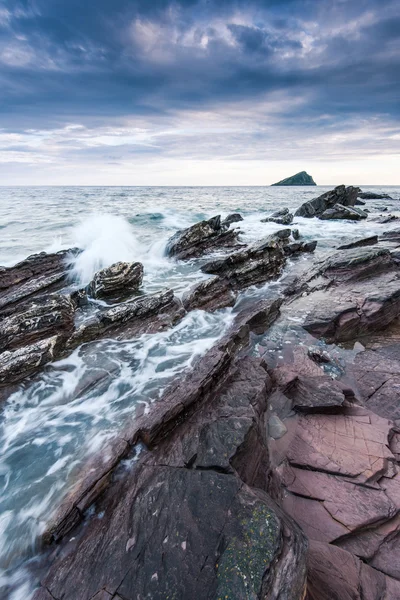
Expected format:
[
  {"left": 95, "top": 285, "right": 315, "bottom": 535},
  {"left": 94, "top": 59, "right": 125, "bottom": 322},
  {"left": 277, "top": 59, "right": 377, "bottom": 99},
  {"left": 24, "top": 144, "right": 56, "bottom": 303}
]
[
  {"left": 337, "top": 235, "right": 378, "bottom": 250},
  {"left": 222, "top": 213, "right": 243, "bottom": 227},
  {"left": 165, "top": 215, "right": 240, "bottom": 260},
  {"left": 358, "top": 191, "right": 393, "bottom": 200},
  {"left": 261, "top": 207, "right": 294, "bottom": 225},
  {"left": 0, "top": 248, "right": 80, "bottom": 314},
  {"left": 86, "top": 261, "right": 143, "bottom": 300},
  {"left": 0, "top": 294, "right": 75, "bottom": 352},
  {"left": 271, "top": 171, "right": 316, "bottom": 186},
  {"left": 294, "top": 185, "right": 361, "bottom": 218},
  {"left": 319, "top": 203, "right": 367, "bottom": 221}
]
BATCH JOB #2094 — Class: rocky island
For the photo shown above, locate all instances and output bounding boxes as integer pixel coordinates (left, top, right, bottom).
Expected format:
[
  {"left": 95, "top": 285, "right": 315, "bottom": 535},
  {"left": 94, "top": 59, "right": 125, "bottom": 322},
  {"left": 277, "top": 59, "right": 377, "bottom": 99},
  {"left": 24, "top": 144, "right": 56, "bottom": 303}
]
[{"left": 271, "top": 171, "right": 316, "bottom": 186}]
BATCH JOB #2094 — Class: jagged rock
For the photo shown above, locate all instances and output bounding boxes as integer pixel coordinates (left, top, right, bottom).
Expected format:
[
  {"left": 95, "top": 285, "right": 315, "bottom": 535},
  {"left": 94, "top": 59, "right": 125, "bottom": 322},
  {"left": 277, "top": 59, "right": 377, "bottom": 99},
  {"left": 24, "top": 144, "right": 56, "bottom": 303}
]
[
  {"left": 0, "top": 294, "right": 75, "bottom": 352},
  {"left": 319, "top": 203, "right": 368, "bottom": 221},
  {"left": 202, "top": 233, "right": 287, "bottom": 280},
  {"left": 306, "top": 541, "right": 400, "bottom": 600},
  {"left": 182, "top": 235, "right": 290, "bottom": 311},
  {"left": 261, "top": 208, "right": 294, "bottom": 225},
  {"left": 86, "top": 261, "right": 143, "bottom": 300},
  {"left": 292, "top": 229, "right": 300, "bottom": 240},
  {"left": 376, "top": 214, "right": 399, "bottom": 224},
  {"left": 272, "top": 406, "right": 397, "bottom": 541},
  {"left": 283, "top": 241, "right": 317, "bottom": 255},
  {"left": 0, "top": 248, "right": 79, "bottom": 314},
  {"left": 381, "top": 228, "right": 400, "bottom": 242},
  {"left": 358, "top": 191, "right": 393, "bottom": 200},
  {"left": 282, "top": 375, "right": 346, "bottom": 413},
  {"left": 182, "top": 275, "right": 237, "bottom": 311},
  {"left": 68, "top": 289, "right": 183, "bottom": 348},
  {"left": 337, "top": 235, "right": 378, "bottom": 250},
  {"left": 35, "top": 300, "right": 308, "bottom": 600},
  {"left": 222, "top": 213, "right": 243, "bottom": 227},
  {"left": 271, "top": 171, "right": 316, "bottom": 186},
  {"left": 165, "top": 215, "right": 240, "bottom": 260},
  {"left": 355, "top": 198, "right": 366, "bottom": 205},
  {"left": 0, "top": 336, "right": 64, "bottom": 386},
  {"left": 294, "top": 185, "right": 361, "bottom": 218}
]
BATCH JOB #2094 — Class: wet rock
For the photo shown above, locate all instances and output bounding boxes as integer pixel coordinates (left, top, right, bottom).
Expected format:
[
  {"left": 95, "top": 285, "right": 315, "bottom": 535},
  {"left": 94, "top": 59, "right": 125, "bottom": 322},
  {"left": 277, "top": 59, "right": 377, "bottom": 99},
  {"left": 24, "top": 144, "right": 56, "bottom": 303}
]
[
  {"left": 68, "top": 289, "right": 183, "bottom": 348},
  {"left": 271, "top": 171, "right": 316, "bottom": 186},
  {"left": 222, "top": 213, "right": 243, "bottom": 227},
  {"left": 282, "top": 375, "right": 346, "bottom": 413},
  {"left": 0, "top": 248, "right": 79, "bottom": 314},
  {"left": 165, "top": 215, "right": 240, "bottom": 260},
  {"left": 337, "top": 235, "right": 378, "bottom": 250},
  {"left": 292, "top": 228, "right": 300, "bottom": 240},
  {"left": 319, "top": 203, "right": 368, "bottom": 220},
  {"left": 0, "top": 294, "right": 75, "bottom": 352},
  {"left": 86, "top": 261, "right": 143, "bottom": 300},
  {"left": 307, "top": 345, "right": 331, "bottom": 363},
  {"left": 358, "top": 191, "right": 393, "bottom": 200},
  {"left": 294, "top": 185, "right": 361, "bottom": 218},
  {"left": 355, "top": 198, "right": 366, "bottom": 205},
  {"left": 375, "top": 214, "right": 399, "bottom": 224},
  {"left": 182, "top": 275, "right": 237, "bottom": 312},
  {"left": 381, "top": 228, "right": 400, "bottom": 242},
  {"left": 283, "top": 240, "right": 317, "bottom": 255},
  {"left": 36, "top": 300, "right": 307, "bottom": 600},
  {"left": 0, "top": 336, "right": 64, "bottom": 386},
  {"left": 38, "top": 468, "right": 307, "bottom": 600},
  {"left": 306, "top": 541, "right": 400, "bottom": 600},
  {"left": 268, "top": 414, "right": 288, "bottom": 439},
  {"left": 261, "top": 207, "right": 294, "bottom": 225}
]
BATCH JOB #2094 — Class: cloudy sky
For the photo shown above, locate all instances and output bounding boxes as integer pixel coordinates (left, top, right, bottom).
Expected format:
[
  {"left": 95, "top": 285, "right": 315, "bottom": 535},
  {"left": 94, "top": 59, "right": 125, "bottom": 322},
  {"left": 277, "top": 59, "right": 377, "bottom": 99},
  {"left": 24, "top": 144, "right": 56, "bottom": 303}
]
[{"left": 0, "top": 0, "right": 399, "bottom": 185}]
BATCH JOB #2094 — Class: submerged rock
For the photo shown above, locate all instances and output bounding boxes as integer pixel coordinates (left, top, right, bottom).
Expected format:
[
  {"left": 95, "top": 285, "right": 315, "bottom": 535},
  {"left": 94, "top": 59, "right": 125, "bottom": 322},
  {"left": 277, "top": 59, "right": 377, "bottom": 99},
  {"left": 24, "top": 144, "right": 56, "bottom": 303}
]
[
  {"left": 165, "top": 215, "right": 240, "bottom": 260},
  {"left": 222, "top": 213, "right": 243, "bottom": 227},
  {"left": 261, "top": 207, "right": 294, "bottom": 225},
  {"left": 271, "top": 171, "right": 316, "bottom": 186},
  {"left": 337, "top": 235, "right": 378, "bottom": 250},
  {"left": 358, "top": 191, "right": 393, "bottom": 200},
  {"left": 86, "top": 261, "right": 143, "bottom": 300},
  {"left": 319, "top": 203, "right": 368, "bottom": 220},
  {"left": 294, "top": 185, "right": 361, "bottom": 218}
]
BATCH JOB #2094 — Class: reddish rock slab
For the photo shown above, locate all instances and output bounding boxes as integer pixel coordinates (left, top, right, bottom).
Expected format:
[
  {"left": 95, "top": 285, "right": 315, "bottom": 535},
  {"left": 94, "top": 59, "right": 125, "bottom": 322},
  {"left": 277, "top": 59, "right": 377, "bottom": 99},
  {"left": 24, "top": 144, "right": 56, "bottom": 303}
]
[
  {"left": 276, "top": 409, "right": 394, "bottom": 482},
  {"left": 306, "top": 540, "right": 400, "bottom": 600},
  {"left": 280, "top": 464, "right": 396, "bottom": 533}
]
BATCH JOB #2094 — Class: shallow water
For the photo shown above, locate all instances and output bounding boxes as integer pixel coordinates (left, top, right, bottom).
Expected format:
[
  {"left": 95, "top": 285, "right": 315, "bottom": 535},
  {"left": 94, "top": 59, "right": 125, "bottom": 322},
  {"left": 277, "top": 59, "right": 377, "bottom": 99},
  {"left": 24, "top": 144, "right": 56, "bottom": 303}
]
[{"left": 0, "top": 185, "right": 399, "bottom": 598}]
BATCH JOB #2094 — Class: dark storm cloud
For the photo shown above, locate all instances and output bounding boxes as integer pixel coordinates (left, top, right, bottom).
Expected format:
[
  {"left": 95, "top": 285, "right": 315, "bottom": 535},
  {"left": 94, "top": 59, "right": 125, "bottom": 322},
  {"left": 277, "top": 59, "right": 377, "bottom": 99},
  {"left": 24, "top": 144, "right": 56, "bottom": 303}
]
[{"left": 0, "top": 0, "right": 399, "bottom": 130}]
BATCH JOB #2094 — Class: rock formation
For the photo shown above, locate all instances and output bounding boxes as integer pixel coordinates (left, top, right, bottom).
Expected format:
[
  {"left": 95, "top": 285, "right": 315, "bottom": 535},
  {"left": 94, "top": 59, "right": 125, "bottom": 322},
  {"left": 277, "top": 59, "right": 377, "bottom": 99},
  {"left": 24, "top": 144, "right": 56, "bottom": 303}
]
[
  {"left": 86, "top": 261, "right": 144, "bottom": 300},
  {"left": 261, "top": 207, "right": 294, "bottom": 225},
  {"left": 319, "top": 203, "right": 368, "bottom": 220},
  {"left": 271, "top": 171, "right": 316, "bottom": 186},
  {"left": 294, "top": 185, "right": 361, "bottom": 218},
  {"left": 34, "top": 301, "right": 308, "bottom": 600},
  {"left": 359, "top": 191, "right": 393, "bottom": 200},
  {"left": 5, "top": 211, "right": 400, "bottom": 600},
  {"left": 165, "top": 214, "right": 240, "bottom": 260}
]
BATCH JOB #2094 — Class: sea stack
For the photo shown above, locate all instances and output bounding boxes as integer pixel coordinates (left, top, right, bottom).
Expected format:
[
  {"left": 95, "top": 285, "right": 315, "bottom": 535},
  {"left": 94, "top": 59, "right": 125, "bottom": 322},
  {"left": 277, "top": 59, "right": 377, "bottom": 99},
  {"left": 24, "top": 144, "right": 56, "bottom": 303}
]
[{"left": 271, "top": 171, "right": 317, "bottom": 186}]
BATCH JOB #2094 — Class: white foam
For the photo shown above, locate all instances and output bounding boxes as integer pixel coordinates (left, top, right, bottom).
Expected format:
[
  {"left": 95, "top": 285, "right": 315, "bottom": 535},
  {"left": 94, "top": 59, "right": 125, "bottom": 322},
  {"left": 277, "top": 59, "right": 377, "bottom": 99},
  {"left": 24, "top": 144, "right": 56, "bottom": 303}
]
[{"left": 69, "top": 214, "right": 142, "bottom": 285}]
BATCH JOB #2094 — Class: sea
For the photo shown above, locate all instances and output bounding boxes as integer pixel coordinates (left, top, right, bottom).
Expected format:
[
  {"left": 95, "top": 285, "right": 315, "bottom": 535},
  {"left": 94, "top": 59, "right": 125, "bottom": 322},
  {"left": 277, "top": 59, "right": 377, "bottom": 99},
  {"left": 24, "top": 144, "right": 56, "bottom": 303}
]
[{"left": 0, "top": 185, "right": 399, "bottom": 598}]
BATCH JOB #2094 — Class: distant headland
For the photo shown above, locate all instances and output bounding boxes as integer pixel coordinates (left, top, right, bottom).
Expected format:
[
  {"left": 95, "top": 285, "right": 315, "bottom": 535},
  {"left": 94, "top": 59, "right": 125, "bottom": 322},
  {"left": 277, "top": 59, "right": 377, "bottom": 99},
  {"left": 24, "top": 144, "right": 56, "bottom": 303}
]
[{"left": 271, "top": 171, "right": 317, "bottom": 186}]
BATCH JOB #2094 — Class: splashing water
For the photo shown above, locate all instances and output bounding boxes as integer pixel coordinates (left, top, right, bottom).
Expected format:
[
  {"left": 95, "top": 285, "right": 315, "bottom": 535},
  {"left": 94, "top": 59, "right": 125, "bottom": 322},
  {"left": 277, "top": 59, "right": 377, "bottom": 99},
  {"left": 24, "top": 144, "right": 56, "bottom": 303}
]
[{"left": 69, "top": 214, "right": 143, "bottom": 285}]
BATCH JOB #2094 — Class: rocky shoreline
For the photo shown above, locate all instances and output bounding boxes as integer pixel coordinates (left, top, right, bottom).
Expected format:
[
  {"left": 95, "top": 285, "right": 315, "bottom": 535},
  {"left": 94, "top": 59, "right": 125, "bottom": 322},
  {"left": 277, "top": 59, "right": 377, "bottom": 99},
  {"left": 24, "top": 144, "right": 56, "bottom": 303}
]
[{"left": 2, "top": 186, "right": 400, "bottom": 599}]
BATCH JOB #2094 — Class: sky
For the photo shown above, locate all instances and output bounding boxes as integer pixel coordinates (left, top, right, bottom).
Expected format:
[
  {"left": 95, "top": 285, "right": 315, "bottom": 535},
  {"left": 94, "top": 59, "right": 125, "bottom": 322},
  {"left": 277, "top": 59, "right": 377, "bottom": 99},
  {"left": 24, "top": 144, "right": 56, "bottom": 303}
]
[{"left": 0, "top": 0, "right": 399, "bottom": 185}]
